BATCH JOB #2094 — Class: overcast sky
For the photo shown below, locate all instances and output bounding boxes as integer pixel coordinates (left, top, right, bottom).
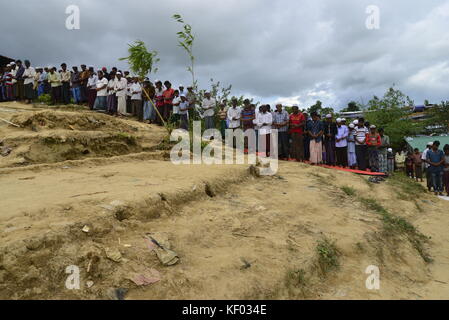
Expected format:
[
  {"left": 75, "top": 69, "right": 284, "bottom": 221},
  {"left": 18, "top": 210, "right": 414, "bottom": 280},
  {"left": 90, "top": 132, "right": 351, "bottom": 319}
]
[{"left": 1, "top": 0, "right": 448, "bottom": 109}]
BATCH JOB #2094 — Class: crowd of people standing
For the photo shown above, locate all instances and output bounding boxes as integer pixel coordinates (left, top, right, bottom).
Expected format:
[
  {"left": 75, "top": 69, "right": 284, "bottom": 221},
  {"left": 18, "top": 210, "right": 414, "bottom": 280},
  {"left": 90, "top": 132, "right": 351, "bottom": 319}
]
[{"left": 1, "top": 59, "right": 448, "bottom": 196}]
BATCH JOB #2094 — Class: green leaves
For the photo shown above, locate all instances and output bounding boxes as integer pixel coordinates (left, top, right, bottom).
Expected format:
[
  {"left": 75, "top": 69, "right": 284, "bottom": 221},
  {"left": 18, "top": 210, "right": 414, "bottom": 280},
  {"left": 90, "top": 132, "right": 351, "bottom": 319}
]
[
  {"left": 365, "top": 86, "right": 423, "bottom": 150},
  {"left": 119, "top": 40, "right": 159, "bottom": 79},
  {"left": 173, "top": 13, "right": 196, "bottom": 90},
  {"left": 426, "top": 101, "right": 449, "bottom": 133}
]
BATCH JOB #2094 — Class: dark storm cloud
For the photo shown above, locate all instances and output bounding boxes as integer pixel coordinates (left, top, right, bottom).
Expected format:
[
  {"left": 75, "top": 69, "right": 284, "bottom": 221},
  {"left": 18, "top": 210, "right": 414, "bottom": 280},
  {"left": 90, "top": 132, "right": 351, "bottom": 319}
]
[{"left": 1, "top": 0, "right": 449, "bottom": 109}]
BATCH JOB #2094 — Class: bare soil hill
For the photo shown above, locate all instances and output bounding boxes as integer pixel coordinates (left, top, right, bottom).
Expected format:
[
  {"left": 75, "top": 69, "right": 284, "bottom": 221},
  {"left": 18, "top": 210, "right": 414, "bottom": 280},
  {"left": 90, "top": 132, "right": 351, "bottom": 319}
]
[{"left": 0, "top": 102, "right": 448, "bottom": 300}]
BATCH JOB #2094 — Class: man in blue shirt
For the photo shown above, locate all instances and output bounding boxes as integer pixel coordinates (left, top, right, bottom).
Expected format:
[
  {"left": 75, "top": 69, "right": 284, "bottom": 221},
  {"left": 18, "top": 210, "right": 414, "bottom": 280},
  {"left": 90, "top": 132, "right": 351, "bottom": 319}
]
[
  {"left": 426, "top": 141, "right": 445, "bottom": 195},
  {"left": 306, "top": 112, "right": 324, "bottom": 164}
]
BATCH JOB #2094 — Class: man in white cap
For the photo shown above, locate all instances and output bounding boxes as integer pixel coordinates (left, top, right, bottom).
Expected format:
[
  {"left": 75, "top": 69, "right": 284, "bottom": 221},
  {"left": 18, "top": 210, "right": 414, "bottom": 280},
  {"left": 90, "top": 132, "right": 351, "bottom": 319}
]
[
  {"left": 179, "top": 94, "right": 190, "bottom": 130},
  {"left": 171, "top": 88, "right": 181, "bottom": 125},
  {"left": 355, "top": 118, "right": 369, "bottom": 170},
  {"left": 422, "top": 141, "right": 435, "bottom": 191},
  {"left": 178, "top": 84, "right": 185, "bottom": 96},
  {"left": 335, "top": 118, "right": 349, "bottom": 167},
  {"left": 114, "top": 72, "right": 128, "bottom": 116},
  {"left": 387, "top": 148, "right": 395, "bottom": 173},
  {"left": 347, "top": 123, "right": 357, "bottom": 168}
]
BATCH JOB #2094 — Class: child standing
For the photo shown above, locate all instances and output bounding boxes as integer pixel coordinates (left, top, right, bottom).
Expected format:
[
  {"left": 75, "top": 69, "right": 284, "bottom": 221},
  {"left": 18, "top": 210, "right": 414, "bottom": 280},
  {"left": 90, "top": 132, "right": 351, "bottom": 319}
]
[
  {"left": 405, "top": 152, "right": 415, "bottom": 178},
  {"left": 412, "top": 148, "right": 423, "bottom": 182}
]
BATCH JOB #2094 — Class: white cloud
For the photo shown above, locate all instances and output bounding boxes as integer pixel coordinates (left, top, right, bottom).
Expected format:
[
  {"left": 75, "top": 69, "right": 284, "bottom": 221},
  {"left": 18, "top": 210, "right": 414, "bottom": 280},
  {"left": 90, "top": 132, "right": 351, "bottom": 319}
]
[{"left": 2, "top": 0, "right": 449, "bottom": 108}]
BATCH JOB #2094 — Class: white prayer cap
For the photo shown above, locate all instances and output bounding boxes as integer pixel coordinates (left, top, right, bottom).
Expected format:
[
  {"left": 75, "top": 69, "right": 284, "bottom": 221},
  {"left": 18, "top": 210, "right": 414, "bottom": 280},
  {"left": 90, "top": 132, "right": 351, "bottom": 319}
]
[
  {"left": 47, "top": 65, "right": 52, "bottom": 69},
  {"left": 180, "top": 94, "right": 186, "bottom": 98},
  {"left": 370, "top": 125, "right": 377, "bottom": 129},
  {"left": 349, "top": 124, "right": 355, "bottom": 129},
  {"left": 342, "top": 118, "right": 346, "bottom": 122},
  {"left": 336, "top": 118, "right": 342, "bottom": 123},
  {"left": 427, "top": 142, "right": 434, "bottom": 146},
  {"left": 179, "top": 84, "right": 184, "bottom": 87},
  {"left": 326, "top": 114, "right": 332, "bottom": 119},
  {"left": 353, "top": 120, "right": 359, "bottom": 125},
  {"left": 10, "top": 62, "right": 15, "bottom": 65},
  {"left": 116, "top": 72, "right": 122, "bottom": 76},
  {"left": 6, "top": 64, "right": 10, "bottom": 67},
  {"left": 388, "top": 148, "right": 393, "bottom": 153}
]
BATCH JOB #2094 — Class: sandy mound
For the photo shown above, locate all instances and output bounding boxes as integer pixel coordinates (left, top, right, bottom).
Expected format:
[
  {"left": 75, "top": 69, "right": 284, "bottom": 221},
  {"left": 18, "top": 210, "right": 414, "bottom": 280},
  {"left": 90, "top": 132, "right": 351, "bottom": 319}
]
[
  {"left": 0, "top": 107, "right": 166, "bottom": 168},
  {"left": 10, "top": 110, "right": 140, "bottom": 133}
]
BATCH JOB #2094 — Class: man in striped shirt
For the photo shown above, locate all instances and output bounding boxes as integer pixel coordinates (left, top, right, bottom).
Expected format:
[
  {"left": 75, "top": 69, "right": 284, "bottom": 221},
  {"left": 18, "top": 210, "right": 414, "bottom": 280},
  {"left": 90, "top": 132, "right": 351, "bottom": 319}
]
[{"left": 355, "top": 118, "right": 369, "bottom": 171}]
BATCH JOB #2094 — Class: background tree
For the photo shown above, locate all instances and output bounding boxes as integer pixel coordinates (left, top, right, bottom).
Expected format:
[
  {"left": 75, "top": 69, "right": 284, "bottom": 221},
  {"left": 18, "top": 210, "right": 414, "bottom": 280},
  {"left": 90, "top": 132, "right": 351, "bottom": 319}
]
[
  {"left": 426, "top": 101, "right": 449, "bottom": 133},
  {"left": 341, "top": 101, "right": 361, "bottom": 112},
  {"left": 119, "top": 40, "right": 159, "bottom": 80},
  {"left": 119, "top": 40, "right": 168, "bottom": 130},
  {"left": 173, "top": 14, "right": 196, "bottom": 91},
  {"left": 364, "top": 86, "right": 423, "bottom": 150},
  {"left": 308, "top": 100, "right": 322, "bottom": 114}
]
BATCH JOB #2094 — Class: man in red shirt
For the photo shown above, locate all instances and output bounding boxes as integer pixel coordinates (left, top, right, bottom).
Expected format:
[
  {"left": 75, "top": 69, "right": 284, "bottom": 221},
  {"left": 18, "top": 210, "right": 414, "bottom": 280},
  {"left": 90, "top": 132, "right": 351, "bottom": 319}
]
[
  {"left": 289, "top": 105, "right": 306, "bottom": 161},
  {"left": 162, "top": 81, "right": 175, "bottom": 121}
]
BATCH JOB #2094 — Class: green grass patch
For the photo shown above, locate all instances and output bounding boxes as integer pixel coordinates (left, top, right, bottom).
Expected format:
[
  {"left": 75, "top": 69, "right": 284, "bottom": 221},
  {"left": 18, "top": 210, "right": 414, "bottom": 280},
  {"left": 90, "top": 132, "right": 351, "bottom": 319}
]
[
  {"left": 388, "top": 173, "right": 427, "bottom": 198},
  {"left": 341, "top": 186, "right": 356, "bottom": 197},
  {"left": 285, "top": 268, "right": 308, "bottom": 288},
  {"left": 359, "top": 197, "right": 432, "bottom": 263},
  {"left": 316, "top": 238, "right": 340, "bottom": 274},
  {"left": 115, "top": 132, "right": 137, "bottom": 145}
]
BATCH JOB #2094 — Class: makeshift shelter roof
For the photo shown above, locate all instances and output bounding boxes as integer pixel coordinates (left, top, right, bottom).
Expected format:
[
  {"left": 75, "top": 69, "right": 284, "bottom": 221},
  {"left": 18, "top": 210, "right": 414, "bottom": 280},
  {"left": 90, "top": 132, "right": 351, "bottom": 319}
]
[
  {"left": 405, "top": 135, "right": 449, "bottom": 151},
  {"left": 0, "top": 55, "right": 15, "bottom": 68}
]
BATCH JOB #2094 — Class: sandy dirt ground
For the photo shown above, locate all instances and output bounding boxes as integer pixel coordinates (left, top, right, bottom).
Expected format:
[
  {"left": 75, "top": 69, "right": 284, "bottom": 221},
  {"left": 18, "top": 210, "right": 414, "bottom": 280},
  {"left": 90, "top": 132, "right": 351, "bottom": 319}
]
[{"left": 0, "top": 102, "right": 448, "bottom": 300}]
